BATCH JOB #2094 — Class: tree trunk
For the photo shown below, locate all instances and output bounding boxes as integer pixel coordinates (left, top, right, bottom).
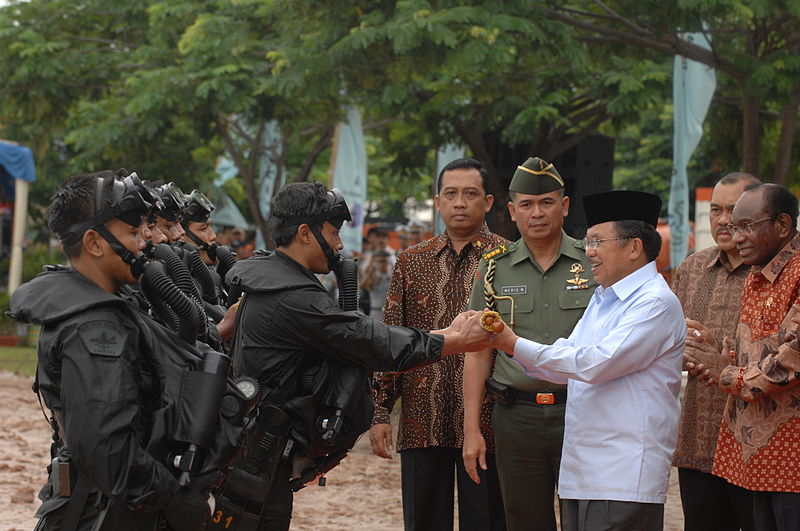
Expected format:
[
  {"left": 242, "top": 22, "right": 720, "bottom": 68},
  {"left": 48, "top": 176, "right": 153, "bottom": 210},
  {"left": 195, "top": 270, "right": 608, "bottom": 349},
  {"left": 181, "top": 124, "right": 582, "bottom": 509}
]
[
  {"left": 774, "top": 85, "right": 800, "bottom": 185},
  {"left": 217, "top": 116, "right": 272, "bottom": 246},
  {"left": 297, "top": 125, "right": 334, "bottom": 182},
  {"left": 742, "top": 93, "right": 760, "bottom": 175}
]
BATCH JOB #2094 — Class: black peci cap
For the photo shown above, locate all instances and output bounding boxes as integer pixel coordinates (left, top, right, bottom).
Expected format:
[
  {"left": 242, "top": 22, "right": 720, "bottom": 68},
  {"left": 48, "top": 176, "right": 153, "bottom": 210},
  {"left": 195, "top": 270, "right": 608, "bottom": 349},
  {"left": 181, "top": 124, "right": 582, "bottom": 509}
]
[{"left": 582, "top": 190, "right": 662, "bottom": 228}]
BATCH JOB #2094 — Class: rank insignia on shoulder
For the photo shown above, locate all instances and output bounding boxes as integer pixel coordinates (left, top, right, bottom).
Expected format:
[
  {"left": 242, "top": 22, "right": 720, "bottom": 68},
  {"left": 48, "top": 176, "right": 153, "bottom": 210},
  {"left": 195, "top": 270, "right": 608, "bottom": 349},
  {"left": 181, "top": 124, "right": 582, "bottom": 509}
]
[
  {"left": 574, "top": 239, "right": 586, "bottom": 250},
  {"left": 483, "top": 244, "right": 513, "bottom": 262}
]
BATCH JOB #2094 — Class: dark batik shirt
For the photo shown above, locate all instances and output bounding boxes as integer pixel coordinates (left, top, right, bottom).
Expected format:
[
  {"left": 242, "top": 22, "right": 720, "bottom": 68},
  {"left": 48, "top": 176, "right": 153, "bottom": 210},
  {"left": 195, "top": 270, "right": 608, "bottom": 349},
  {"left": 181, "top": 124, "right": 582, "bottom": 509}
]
[{"left": 371, "top": 223, "right": 507, "bottom": 452}]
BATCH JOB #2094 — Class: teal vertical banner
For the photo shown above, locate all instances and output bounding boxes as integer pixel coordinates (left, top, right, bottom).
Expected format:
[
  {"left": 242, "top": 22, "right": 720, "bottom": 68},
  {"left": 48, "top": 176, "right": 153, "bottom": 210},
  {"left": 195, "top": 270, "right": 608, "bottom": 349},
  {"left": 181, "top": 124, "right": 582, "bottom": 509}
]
[
  {"left": 256, "top": 121, "right": 283, "bottom": 225},
  {"left": 332, "top": 106, "right": 367, "bottom": 254},
  {"left": 671, "top": 30, "right": 715, "bottom": 269},
  {"left": 210, "top": 192, "right": 248, "bottom": 228},
  {"left": 434, "top": 144, "right": 466, "bottom": 235}
]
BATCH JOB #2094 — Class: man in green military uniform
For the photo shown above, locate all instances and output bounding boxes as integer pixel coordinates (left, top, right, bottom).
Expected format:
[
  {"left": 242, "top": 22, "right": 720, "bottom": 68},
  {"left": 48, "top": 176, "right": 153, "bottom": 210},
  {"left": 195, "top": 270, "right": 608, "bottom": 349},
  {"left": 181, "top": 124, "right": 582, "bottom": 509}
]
[{"left": 462, "top": 157, "right": 596, "bottom": 531}]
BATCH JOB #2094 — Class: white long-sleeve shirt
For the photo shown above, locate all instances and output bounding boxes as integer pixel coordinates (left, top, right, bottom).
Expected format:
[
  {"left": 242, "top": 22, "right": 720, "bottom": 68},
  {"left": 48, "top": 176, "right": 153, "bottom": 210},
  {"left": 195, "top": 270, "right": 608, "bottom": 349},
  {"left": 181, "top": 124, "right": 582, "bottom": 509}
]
[{"left": 510, "top": 261, "right": 685, "bottom": 503}]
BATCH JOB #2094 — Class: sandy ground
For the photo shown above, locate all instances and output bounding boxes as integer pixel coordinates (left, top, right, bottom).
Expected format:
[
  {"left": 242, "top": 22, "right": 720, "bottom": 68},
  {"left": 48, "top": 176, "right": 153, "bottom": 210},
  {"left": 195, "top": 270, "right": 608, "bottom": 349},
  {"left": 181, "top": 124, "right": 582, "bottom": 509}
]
[{"left": 0, "top": 370, "right": 684, "bottom": 530}]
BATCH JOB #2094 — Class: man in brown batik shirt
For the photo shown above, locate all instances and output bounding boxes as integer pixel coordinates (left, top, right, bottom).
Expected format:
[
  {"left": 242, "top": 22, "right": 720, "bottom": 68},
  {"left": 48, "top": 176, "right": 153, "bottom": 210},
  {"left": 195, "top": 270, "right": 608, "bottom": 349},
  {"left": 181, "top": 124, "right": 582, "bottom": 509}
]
[
  {"left": 672, "top": 172, "right": 759, "bottom": 531},
  {"left": 370, "top": 158, "right": 507, "bottom": 531}
]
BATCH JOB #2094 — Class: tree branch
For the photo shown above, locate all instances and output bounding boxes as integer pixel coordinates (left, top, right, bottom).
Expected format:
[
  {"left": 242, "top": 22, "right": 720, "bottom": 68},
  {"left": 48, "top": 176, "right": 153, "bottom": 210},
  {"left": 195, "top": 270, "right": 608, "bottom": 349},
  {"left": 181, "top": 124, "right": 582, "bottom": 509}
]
[
  {"left": 296, "top": 124, "right": 334, "bottom": 182},
  {"left": 592, "top": 0, "right": 650, "bottom": 35},
  {"left": 540, "top": 6, "right": 743, "bottom": 81}
]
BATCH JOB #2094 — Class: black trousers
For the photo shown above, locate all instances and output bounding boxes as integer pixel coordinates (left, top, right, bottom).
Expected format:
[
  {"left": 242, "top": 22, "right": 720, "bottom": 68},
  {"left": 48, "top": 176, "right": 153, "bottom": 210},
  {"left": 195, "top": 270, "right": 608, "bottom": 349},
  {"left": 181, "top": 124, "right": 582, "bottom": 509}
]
[
  {"left": 492, "top": 400, "right": 565, "bottom": 531},
  {"left": 752, "top": 491, "right": 800, "bottom": 531},
  {"left": 400, "top": 446, "right": 506, "bottom": 531},
  {"left": 256, "top": 459, "right": 293, "bottom": 531},
  {"left": 561, "top": 499, "right": 663, "bottom": 531},
  {"left": 678, "top": 467, "right": 756, "bottom": 531}
]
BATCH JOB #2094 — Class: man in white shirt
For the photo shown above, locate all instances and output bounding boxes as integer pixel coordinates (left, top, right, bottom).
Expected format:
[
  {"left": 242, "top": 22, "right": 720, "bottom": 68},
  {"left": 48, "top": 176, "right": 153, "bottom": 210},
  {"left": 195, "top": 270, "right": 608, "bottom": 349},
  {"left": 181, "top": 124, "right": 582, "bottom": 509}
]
[{"left": 484, "top": 190, "right": 685, "bottom": 531}]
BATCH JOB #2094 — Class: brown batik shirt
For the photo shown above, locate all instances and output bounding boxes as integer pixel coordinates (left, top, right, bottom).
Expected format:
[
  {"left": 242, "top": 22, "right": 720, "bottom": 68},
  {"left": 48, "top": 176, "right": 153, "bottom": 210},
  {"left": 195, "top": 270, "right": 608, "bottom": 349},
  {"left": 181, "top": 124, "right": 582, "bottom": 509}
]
[
  {"left": 371, "top": 223, "right": 507, "bottom": 452},
  {"left": 712, "top": 234, "right": 800, "bottom": 492},
  {"left": 671, "top": 246, "right": 749, "bottom": 472}
]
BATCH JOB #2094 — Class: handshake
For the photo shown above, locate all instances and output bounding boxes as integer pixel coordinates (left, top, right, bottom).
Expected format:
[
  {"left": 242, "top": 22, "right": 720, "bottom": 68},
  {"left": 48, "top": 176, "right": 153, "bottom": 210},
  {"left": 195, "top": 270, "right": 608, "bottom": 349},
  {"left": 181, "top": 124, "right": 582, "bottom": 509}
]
[{"left": 436, "top": 309, "right": 517, "bottom": 356}]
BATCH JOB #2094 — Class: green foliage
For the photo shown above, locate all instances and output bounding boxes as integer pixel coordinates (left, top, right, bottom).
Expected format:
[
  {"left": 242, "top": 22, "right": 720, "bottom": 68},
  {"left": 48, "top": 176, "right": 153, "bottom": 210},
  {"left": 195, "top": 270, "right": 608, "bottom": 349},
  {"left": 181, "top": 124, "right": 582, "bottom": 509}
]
[
  {"left": 552, "top": 0, "right": 800, "bottom": 184},
  {"left": 0, "top": 346, "right": 38, "bottom": 376},
  {"left": 3, "top": 0, "right": 798, "bottom": 233}
]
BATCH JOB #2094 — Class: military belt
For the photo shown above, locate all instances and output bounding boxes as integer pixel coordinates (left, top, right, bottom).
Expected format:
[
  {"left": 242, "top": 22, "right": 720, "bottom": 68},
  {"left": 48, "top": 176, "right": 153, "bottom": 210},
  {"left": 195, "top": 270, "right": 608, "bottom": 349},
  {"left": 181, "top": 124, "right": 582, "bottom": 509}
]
[{"left": 486, "top": 377, "right": 567, "bottom": 406}]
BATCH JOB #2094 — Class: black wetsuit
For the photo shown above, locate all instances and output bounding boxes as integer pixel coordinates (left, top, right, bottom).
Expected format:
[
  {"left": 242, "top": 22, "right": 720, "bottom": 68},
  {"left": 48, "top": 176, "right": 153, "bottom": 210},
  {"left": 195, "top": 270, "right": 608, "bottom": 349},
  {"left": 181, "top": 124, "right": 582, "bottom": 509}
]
[
  {"left": 225, "top": 251, "right": 445, "bottom": 530},
  {"left": 11, "top": 269, "right": 243, "bottom": 531}
]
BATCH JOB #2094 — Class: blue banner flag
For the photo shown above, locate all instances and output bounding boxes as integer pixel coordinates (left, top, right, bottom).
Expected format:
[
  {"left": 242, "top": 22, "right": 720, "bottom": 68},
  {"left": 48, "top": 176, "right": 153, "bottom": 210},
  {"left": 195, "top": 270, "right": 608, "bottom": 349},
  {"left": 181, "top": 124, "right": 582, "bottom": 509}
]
[
  {"left": 331, "top": 106, "right": 367, "bottom": 255},
  {"left": 671, "top": 30, "right": 715, "bottom": 268}
]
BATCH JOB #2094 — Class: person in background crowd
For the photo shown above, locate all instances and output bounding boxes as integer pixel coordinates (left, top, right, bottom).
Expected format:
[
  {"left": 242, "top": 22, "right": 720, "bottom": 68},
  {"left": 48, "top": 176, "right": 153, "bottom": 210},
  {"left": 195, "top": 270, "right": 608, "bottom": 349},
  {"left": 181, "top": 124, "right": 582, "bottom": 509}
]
[
  {"left": 360, "top": 248, "right": 392, "bottom": 320},
  {"left": 408, "top": 221, "right": 427, "bottom": 247},
  {"left": 396, "top": 224, "right": 412, "bottom": 252},
  {"left": 686, "top": 183, "right": 800, "bottom": 531},
  {"left": 370, "top": 158, "right": 507, "bottom": 531},
  {"left": 671, "top": 172, "right": 760, "bottom": 531},
  {"left": 362, "top": 226, "right": 396, "bottom": 274},
  {"left": 487, "top": 190, "right": 685, "bottom": 531},
  {"left": 463, "top": 157, "right": 596, "bottom": 531}
]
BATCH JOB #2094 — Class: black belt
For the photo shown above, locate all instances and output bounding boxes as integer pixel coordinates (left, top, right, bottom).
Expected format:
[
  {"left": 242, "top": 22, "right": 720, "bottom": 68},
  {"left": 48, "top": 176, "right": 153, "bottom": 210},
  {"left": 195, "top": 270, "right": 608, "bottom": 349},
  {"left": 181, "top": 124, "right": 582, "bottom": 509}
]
[
  {"left": 510, "top": 388, "right": 567, "bottom": 405},
  {"left": 485, "top": 377, "right": 567, "bottom": 406}
]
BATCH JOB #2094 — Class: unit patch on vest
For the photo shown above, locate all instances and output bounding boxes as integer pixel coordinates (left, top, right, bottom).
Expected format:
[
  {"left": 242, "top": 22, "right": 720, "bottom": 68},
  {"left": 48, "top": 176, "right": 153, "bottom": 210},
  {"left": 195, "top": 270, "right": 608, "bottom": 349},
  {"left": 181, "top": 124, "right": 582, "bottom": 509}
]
[
  {"left": 78, "top": 321, "right": 127, "bottom": 357},
  {"left": 501, "top": 285, "right": 527, "bottom": 295}
]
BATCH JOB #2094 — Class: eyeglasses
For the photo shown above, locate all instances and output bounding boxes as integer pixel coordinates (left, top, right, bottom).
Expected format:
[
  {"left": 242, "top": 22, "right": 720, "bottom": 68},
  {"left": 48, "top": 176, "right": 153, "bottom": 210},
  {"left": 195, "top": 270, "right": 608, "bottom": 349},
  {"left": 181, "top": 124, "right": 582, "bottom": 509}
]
[
  {"left": 726, "top": 217, "right": 774, "bottom": 237},
  {"left": 582, "top": 237, "right": 630, "bottom": 250}
]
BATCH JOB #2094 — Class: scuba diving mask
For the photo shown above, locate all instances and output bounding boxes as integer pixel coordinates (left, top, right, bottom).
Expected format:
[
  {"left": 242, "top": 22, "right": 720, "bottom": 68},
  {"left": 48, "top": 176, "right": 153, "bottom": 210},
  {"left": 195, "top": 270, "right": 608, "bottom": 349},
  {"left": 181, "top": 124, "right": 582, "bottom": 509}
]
[
  {"left": 182, "top": 190, "right": 215, "bottom": 223},
  {"left": 155, "top": 182, "right": 186, "bottom": 222},
  {"left": 181, "top": 189, "right": 218, "bottom": 256},
  {"left": 272, "top": 187, "right": 353, "bottom": 273},
  {"left": 60, "top": 174, "right": 152, "bottom": 278}
]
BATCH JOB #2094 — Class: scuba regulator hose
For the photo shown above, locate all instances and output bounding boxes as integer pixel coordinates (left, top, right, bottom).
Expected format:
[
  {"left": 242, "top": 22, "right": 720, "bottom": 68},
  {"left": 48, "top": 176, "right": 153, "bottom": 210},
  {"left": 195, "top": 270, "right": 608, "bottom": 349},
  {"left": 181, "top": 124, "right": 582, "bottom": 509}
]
[
  {"left": 141, "top": 261, "right": 203, "bottom": 343},
  {"left": 214, "top": 245, "right": 237, "bottom": 291}
]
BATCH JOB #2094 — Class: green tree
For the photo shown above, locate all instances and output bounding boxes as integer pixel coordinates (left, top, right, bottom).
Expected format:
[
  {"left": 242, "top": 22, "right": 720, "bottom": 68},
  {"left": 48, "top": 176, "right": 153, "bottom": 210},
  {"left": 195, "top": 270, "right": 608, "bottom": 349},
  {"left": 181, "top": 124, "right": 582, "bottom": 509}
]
[
  {"left": 265, "top": 0, "right": 672, "bottom": 234},
  {"left": 0, "top": 0, "right": 676, "bottom": 242},
  {"left": 542, "top": 0, "right": 800, "bottom": 184}
]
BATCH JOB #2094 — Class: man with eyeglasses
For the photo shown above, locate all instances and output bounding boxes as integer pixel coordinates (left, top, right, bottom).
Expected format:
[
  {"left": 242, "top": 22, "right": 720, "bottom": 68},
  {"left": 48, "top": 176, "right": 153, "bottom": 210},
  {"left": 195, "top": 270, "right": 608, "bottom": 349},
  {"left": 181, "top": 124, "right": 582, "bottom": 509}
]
[
  {"left": 670, "top": 172, "right": 760, "bottom": 531},
  {"left": 485, "top": 190, "right": 685, "bottom": 531},
  {"left": 685, "top": 183, "right": 800, "bottom": 530},
  {"left": 463, "top": 157, "right": 596, "bottom": 531}
]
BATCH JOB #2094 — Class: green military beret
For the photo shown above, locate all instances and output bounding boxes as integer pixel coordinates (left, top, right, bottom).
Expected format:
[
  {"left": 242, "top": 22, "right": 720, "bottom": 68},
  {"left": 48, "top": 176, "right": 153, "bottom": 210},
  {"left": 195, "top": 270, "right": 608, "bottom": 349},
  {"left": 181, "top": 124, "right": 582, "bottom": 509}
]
[{"left": 508, "top": 157, "right": 564, "bottom": 195}]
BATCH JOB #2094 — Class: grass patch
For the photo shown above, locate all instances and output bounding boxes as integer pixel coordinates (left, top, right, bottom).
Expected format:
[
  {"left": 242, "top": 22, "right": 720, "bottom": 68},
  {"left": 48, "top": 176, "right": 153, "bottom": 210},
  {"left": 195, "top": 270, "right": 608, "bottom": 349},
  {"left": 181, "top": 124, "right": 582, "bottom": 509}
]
[{"left": 0, "top": 345, "right": 37, "bottom": 377}]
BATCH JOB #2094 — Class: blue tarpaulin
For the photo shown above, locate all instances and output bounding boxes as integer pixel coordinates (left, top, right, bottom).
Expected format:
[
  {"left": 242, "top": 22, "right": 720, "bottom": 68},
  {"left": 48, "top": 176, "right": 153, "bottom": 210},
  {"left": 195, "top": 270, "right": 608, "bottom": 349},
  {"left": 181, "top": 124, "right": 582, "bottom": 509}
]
[{"left": 0, "top": 142, "right": 36, "bottom": 199}]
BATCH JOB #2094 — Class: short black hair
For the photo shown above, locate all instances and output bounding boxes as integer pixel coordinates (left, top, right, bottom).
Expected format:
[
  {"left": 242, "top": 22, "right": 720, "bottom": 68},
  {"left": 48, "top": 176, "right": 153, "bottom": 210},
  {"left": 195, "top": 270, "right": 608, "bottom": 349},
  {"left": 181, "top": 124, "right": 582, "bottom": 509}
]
[
  {"left": 436, "top": 158, "right": 490, "bottom": 194},
  {"left": 718, "top": 172, "right": 761, "bottom": 187},
  {"left": 613, "top": 220, "right": 662, "bottom": 262},
  {"left": 270, "top": 182, "right": 330, "bottom": 247},
  {"left": 48, "top": 169, "right": 127, "bottom": 258},
  {"left": 745, "top": 182, "right": 799, "bottom": 228}
]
